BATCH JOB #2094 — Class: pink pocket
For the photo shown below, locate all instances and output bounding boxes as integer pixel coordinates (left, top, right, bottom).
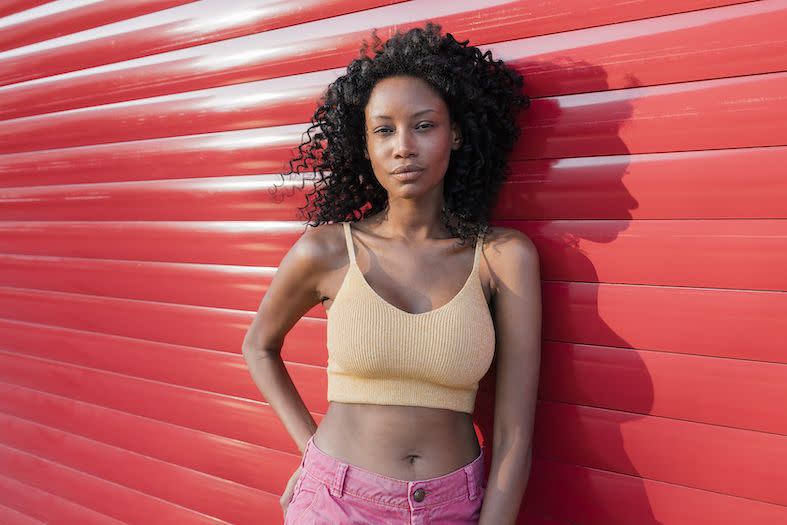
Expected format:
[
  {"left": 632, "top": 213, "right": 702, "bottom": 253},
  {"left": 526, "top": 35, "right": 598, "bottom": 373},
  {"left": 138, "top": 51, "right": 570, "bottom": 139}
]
[{"left": 283, "top": 473, "right": 323, "bottom": 525}]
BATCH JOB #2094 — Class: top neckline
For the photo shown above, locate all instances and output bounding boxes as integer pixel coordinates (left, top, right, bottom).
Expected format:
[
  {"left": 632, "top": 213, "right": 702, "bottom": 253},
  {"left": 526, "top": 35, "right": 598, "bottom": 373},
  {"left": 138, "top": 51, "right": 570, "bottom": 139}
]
[{"left": 343, "top": 222, "right": 483, "bottom": 317}]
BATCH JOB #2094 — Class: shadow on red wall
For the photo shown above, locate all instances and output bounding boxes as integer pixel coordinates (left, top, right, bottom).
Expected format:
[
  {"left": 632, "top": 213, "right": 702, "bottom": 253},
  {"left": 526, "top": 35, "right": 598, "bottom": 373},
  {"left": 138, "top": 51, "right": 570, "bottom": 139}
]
[{"left": 475, "top": 57, "right": 657, "bottom": 525}]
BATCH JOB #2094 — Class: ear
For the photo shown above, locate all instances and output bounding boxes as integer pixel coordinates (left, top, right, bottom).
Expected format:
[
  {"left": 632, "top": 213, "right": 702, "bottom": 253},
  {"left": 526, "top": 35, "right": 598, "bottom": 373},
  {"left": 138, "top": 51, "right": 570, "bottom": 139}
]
[{"left": 451, "top": 122, "right": 462, "bottom": 150}]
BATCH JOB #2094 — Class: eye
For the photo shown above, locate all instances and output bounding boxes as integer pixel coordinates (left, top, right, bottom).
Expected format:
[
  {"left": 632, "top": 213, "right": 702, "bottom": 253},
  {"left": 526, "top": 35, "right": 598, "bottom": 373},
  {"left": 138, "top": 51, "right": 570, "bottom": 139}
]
[
  {"left": 417, "top": 122, "right": 434, "bottom": 130},
  {"left": 374, "top": 127, "right": 392, "bottom": 134}
]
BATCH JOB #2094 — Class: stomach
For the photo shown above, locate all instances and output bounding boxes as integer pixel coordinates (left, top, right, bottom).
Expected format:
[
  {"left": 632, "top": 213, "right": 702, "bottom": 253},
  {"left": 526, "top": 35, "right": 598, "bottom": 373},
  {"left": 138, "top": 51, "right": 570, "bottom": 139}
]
[{"left": 311, "top": 401, "right": 483, "bottom": 481}]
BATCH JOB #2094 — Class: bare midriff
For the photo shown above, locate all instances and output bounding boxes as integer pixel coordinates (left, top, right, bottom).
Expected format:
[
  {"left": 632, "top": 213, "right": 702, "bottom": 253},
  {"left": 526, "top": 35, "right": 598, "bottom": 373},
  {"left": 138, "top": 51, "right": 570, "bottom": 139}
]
[{"left": 311, "top": 401, "right": 482, "bottom": 481}]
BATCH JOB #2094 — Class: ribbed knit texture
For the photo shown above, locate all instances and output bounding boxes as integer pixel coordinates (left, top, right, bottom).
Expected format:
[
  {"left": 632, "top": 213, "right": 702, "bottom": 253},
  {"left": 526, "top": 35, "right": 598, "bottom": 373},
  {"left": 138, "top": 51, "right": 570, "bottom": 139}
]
[{"left": 326, "top": 222, "right": 496, "bottom": 414}]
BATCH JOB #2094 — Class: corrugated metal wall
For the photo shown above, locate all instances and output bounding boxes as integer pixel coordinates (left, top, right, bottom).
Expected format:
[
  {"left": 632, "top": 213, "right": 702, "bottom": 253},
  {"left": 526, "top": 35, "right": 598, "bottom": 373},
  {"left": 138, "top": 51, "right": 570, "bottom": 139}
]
[{"left": 1, "top": 1, "right": 785, "bottom": 524}]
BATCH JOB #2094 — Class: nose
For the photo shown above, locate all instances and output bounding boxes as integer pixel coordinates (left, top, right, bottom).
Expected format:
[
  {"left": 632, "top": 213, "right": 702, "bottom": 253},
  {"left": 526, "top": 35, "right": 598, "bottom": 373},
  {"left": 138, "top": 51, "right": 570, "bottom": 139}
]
[{"left": 393, "top": 129, "right": 417, "bottom": 158}]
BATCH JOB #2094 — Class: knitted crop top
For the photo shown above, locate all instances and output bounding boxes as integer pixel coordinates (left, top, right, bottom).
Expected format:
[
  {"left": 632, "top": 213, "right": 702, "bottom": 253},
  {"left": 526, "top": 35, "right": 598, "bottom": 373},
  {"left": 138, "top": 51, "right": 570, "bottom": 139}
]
[{"left": 325, "top": 222, "right": 496, "bottom": 414}]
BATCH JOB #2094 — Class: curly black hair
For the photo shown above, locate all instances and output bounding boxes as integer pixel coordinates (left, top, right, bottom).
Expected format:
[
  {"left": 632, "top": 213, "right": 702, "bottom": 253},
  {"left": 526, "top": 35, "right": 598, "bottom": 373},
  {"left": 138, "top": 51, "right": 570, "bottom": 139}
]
[{"left": 274, "top": 22, "right": 530, "bottom": 243}]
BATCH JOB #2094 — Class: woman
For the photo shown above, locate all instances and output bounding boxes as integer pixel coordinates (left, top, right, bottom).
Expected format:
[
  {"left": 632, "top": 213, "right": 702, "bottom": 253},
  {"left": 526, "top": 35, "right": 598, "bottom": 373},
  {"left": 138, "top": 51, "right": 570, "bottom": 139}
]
[{"left": 242, "top": 23, "right": 541, "bottom": 524}]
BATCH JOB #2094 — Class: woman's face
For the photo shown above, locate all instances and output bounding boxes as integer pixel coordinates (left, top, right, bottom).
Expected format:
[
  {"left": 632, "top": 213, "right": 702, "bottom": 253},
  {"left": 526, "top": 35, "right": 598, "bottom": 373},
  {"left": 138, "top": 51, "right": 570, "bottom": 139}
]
[{"left": 363, "top": 75, "right": 461, "bottom": 199}]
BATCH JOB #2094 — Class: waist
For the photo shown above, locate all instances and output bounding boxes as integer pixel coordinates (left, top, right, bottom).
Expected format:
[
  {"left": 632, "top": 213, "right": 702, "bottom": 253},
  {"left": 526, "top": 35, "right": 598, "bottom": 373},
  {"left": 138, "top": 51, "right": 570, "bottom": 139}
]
[
  {"left": 300, "top": 433, "right": 485, "bottom": 509},
  {"left": 312, "top": 401, "right": 482, "bottom": 480}
]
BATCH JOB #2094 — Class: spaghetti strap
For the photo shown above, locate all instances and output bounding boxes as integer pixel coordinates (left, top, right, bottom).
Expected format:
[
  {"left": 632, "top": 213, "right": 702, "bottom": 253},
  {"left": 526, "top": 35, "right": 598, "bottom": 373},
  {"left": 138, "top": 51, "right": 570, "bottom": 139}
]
[
  {"left": 342, "top": 222, "right": 356, "bottom": 264},
  {"left": 472, "top": 230, "right": 484, "bottom": 273}
]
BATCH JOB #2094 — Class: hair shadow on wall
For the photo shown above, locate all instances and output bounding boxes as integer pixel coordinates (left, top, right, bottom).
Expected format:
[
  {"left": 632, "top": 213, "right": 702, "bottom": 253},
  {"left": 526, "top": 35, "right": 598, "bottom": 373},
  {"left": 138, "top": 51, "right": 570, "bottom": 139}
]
[{"left": 474, "top": 56, "right": 663, "bottom": 525}]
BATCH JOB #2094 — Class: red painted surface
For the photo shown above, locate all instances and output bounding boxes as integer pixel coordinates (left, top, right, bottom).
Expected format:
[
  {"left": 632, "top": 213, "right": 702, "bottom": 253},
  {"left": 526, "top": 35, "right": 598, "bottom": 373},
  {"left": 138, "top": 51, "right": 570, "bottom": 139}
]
[
  {"left": 1, "top": 1, "right": 785, "bottom": 524},
  {"left": 0, "top": 1, "right": 49, "bottom": 20},
  {"left": 0, "top": 1, "right": 196, "bottom": 53}
]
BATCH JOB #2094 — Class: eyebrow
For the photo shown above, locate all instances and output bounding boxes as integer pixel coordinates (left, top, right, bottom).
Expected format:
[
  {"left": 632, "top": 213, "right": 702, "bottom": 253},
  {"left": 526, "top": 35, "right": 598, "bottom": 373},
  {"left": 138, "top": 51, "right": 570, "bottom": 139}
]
[{"left": 370, "top": 108, "right": 438, "bottom": 120}]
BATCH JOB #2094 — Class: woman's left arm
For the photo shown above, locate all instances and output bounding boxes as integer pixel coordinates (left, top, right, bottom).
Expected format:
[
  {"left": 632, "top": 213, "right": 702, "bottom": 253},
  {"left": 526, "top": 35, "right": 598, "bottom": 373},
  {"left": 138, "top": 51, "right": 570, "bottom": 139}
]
[{"left": 479, "top": 228, "right": 542, "bottom": 525}]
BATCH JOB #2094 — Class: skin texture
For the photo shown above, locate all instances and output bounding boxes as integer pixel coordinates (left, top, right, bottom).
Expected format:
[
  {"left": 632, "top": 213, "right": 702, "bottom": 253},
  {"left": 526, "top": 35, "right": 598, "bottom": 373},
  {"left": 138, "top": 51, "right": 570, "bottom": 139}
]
[{"left": 242, "top": 76, "right": 541, "bottom": 524}]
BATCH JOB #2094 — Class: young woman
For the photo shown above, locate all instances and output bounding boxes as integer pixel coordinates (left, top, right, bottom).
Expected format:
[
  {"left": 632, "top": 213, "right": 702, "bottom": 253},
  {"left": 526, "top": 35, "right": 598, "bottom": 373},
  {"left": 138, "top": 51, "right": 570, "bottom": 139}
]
[{"left": 242, "top": 23, "right": 541, "bottom": 524}]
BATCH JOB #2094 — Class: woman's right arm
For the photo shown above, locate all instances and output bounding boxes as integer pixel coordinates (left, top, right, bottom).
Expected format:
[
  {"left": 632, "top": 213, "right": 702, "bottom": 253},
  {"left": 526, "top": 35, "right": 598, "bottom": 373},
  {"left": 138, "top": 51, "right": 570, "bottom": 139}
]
[{"left": 241, "top": 225, "right": 331, "bottom": 454}]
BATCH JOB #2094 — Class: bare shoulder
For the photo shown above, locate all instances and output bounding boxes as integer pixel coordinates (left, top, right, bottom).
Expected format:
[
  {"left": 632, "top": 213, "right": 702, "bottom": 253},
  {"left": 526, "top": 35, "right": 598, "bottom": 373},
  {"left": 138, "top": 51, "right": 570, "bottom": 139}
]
[
  {"left": 242, "top": 222, "right": 349, "bottom": 354},
  {"left": 481, "top": 226, "right": 540, "bottom": 294},
  {"left": 253, "top": 221, "right": 346, "bottom": 319},
  {"left": 286, "top": 221, "right": 347, "bottom": 274}
]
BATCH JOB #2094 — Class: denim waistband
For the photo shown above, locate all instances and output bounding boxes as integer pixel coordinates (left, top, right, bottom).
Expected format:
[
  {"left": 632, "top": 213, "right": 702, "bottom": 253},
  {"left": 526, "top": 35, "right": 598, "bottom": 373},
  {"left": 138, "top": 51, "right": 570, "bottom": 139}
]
[{"left": 298, "top": 434, "right": 485, "bottom": 510}]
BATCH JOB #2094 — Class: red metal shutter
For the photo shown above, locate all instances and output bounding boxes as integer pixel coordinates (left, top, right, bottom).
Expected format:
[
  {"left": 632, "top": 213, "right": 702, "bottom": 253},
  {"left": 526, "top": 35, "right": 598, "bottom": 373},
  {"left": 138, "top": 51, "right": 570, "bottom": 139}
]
[{"left": 0, "top": 1, "right": 785, "bottom": 524}]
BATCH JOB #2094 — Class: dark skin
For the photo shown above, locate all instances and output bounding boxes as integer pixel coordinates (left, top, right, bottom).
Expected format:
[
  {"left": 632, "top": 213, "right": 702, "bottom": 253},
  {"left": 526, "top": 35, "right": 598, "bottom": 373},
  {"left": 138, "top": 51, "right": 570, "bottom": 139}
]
[{"left": 242, "top": 75, "right": 541, "bottom": 524}]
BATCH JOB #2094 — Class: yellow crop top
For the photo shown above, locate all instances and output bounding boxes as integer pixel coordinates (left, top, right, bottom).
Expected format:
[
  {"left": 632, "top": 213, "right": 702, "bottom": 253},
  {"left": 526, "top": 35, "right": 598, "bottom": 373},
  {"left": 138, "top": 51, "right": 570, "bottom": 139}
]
[{"left": 326, "top": 222, "right": 496, "bottom": 414}]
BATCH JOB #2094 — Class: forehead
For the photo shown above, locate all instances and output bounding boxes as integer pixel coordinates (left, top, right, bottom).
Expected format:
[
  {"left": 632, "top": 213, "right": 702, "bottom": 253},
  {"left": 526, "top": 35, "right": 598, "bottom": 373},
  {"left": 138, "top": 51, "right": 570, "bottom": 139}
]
[{"left": 365, "top": 76, "right": 447, "bottom": 118}]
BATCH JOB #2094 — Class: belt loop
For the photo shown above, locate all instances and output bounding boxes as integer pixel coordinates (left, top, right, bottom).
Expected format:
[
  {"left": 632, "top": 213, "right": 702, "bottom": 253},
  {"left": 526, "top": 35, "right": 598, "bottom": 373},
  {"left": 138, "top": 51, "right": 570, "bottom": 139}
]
[
  {"left": 299, "top": 436, "right": 312, "bottom": 469},
  {"left": 464, "top": 465, "right": 478, "bottom": 501},
  {"left": 331, "top": 462, "right": 348, "bottom": 498}
]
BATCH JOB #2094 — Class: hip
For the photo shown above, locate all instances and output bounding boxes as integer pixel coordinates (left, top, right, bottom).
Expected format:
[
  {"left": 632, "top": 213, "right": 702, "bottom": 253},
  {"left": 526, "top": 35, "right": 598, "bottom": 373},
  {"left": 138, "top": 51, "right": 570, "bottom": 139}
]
[{"left": 284, "top": 433, "right": 486, "bottom": 525}]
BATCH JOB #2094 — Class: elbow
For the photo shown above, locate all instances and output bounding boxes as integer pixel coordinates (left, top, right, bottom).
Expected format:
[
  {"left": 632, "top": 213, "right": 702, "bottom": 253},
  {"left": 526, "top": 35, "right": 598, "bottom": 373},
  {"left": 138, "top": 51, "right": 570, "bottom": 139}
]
[
  {"left": 242, "top": 343, "right": 278, "bottom": 361},
  {"left": 241, "top": 327, "right": 282, "bottom": 360}
]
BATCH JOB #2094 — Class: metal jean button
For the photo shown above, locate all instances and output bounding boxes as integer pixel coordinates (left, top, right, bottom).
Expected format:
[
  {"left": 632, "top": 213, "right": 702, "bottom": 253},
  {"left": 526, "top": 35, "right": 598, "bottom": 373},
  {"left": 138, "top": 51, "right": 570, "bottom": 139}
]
[{"left": 412, "top": 488, "right": 426, "bottom": 502}]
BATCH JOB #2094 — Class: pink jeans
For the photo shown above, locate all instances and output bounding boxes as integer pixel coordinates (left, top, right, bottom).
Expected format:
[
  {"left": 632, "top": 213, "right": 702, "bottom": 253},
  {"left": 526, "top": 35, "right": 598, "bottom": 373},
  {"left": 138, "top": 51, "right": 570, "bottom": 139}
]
[{"left": 284, "top": 434, "right": 486, "bottom": 524}]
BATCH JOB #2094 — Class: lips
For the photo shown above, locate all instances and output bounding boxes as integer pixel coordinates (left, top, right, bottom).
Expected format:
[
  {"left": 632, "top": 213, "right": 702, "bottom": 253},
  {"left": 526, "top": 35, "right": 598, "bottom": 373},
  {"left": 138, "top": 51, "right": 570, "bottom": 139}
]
[
  {"left": 391, "top": 164, "right": 425, "bottom": 182},
  {"left": 392, "top": 164, "right": 424, "bottom": 174}
]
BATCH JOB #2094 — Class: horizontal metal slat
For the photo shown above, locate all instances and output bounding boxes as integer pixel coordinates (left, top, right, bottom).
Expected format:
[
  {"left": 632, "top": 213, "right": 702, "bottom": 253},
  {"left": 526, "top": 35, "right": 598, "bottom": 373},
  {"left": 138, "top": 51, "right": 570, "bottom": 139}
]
[
  {"left": 0, "top": 253, "right": 274, "bottom": 311},
  {"left": 540, "top": 340, "right": 787, "bottom": 435},
  {"left": 0, "top": 349, "right": 315, "bottom": 452},
  {"left": 0, "top": 173, "right": 313, "bottom": 221},
  {"left": 0, "top": 124, "right": 302, "bottom": 187},
  {"left": 0, "top": 0, "right": 746, "bottom": 120},
  {"left": 0, "top": 0, "right": 403, "bottom": 87},
  {"left": 541, "top": 281, "right": 786, "bottom": 363},
  {"left": 1, "top": 261, "right": 785, "bottom": 363},
  {"left": 3, "top": 71, "right": 786, "bottom": 190},
  {"left": 0, "top": 69, "right": 337, "bottom": 153},
  {"left": 513, "top": 71, "right": 787, "bottom": 160},
  {"left": 0, "top": 315, "right": 295, "bottom": 400},
  {"left": 1, "top": 147, "right": 785, "bottom": 222},
  {"left": 516, "top": 219, "right": 787, "bottom": 291},
  {"left": 1, "top": 273, "right": 784, "bottom": 366},
  {"left": 492, "top": 0, "right": 787, "bottom": 99},
  {"left": 0, "top": 0, "right": 194, "bottom": 53},
  {"left": 3, "top": 305, "right": 787, "bottom": 437},
  {"left": 0, "top": 503, "right": 44, "bottom": 525},
  {"left": 0, "top": 283, "right": 787, "bottom": 434},
  {"left": 2, "top": 300, "right": 785, "bottom": 437},
  {"left": 3, "top": 1, "right": 784, "bottom": 154},
  {"left": 0, "top": 471, "right": 119, "bottom": 525},
  {"left": 0, "top": 285, "right": 326, "bottom": 357},
  {"left": 0, "top": 412, "right": 271, "bottom": 524},
  {"left": 0, "top": 218, "right": 783, "bottom": 290},
  {"left": 525, "top": 456, "right": 787, "bottom": 524},
  {"left": 0, "top": 442, "right": 227, "bottom": 524},
  {"left": 0, "top": 382, "right": 295, "bottom": 497},
  {"left": 496, "top": 147, "right": 787, "bottom": 220},
  {"left": 0, "top": 1, "right": 50, "bottom": 20},
  {"left": 5, "top": 345, "right": 785, "bottom": 511},
  {"left": 0, "top": 315, "right": 326, "bottom": 409},
  {"left": 534, "top": 401, "right": 787, "bottom": 506}
]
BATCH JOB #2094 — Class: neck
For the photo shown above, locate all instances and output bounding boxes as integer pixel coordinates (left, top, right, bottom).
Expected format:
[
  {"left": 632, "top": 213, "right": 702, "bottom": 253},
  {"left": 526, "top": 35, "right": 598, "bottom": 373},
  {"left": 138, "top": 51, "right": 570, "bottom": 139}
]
[{"left": 375, "top": 195, "right": 448, "bottom": 242}]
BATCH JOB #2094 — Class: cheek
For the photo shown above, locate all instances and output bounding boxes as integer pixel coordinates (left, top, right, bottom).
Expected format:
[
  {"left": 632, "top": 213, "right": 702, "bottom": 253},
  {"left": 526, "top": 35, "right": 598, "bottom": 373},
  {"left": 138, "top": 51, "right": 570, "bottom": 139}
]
[
  {"left": 425, "top": 130, "right": 453, "bottom": 154},
  {"left": 365, "top": 144, "right": 390, "bottom": 185},
  {"left": 422, "top": 137, "right": 451, "bottom": 164},
  {"left": 366, "top": 148, "right": 386, "bottom": 173},
  {"left": 365, "top": 137, "right": 384, "bottom": 161}
]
